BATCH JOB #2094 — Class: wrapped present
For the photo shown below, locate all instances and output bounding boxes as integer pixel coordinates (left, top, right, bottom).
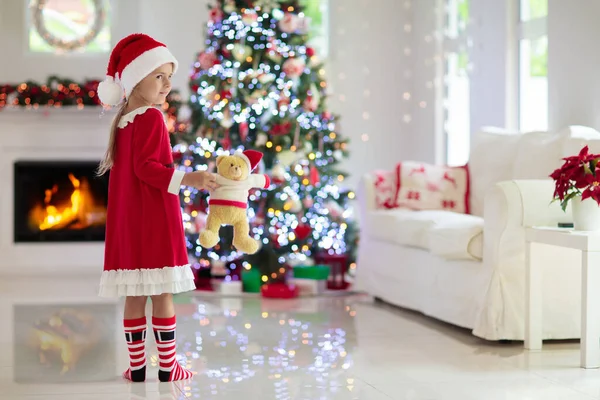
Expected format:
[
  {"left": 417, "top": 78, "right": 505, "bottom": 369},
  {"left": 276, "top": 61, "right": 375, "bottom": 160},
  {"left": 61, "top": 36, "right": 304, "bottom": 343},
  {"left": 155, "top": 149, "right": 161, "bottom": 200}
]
[
  {"left": 260, "top": 283, "right": 299, "bottom": 299},
  {"left": 292, "top": 264, "right": 330, "bottom": 280},
  {"left": 292, "top": 265, "right": 330, "bottom": 295},
  {"left": 193, "top": 264, "right": 214, "bottom": 291},
  {"left": 214, "top": 280, "right": 243, "bottom": 295},
  {"left": 242, "top": 268, "right": 262, "bottom": 293},
  {"left": 314, "top": 252, "right": 350, "bottom": 290}
]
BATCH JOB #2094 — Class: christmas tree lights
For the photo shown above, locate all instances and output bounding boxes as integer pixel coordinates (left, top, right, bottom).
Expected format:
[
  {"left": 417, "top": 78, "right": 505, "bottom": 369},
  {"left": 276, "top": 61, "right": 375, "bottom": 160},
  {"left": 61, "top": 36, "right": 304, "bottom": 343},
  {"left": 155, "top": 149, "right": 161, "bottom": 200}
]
[{"left": 170, "top": 0, "right": 357, "bottom": 286}]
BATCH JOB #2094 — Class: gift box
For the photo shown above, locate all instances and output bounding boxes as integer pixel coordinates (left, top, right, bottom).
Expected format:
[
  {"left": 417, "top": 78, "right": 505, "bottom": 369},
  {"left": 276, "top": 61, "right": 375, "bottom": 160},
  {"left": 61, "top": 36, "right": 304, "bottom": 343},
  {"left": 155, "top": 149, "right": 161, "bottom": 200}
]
[
  {"left": 291, "top": 265, "right": 330, "bottom": 295},
  {"left": 213, "top": 280, "right": 243, "bottom": 295},
  {"left": 260, "top": 283, "right": 299, "bottom": 299},
  {"left": 242, "top": 268, "right": 262, "bottom": 293},
  {"left": 314, "top": 252, "right": 350, "bottom": 290},
  {"left": 292, "top": 264, "right": 330, "bottom": 280}
]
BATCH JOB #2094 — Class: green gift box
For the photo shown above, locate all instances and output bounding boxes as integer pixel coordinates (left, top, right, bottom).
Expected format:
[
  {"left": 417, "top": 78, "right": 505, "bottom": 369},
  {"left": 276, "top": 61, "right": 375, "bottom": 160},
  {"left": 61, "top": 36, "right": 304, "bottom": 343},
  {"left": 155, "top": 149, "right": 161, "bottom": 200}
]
[
  {"left": 242, "top": 268, "right": 262, "bottom": 293},
  {"left": 292, "top": 265, "right": 330, "bottom": 280}
]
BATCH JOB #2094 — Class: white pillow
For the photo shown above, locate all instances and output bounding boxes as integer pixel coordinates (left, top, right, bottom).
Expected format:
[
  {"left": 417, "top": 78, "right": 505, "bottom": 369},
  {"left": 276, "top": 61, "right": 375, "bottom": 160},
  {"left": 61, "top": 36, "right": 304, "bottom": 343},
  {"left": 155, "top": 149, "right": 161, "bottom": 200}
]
[
  {"left": 512, "top": 131, "right": 563, "bottom": 180},
  {"left": 469, "top": 128, "right": 521, "bottom": 217}
]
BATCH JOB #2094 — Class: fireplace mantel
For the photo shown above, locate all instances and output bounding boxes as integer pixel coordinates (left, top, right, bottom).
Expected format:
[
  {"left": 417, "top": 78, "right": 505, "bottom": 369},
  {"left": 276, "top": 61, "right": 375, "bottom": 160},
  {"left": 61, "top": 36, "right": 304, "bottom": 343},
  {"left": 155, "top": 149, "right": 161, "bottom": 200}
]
[{"left": 0, "top": 107, "right": 115, "bottom": 276}]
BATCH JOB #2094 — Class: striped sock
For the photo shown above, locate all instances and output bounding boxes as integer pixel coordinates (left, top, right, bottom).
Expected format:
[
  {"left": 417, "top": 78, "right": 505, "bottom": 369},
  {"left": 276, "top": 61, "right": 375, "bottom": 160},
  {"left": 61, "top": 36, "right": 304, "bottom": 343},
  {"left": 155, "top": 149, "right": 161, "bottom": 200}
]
[
  {"left": 122, "top": 317, "right": 147, "bottom": 382},
  {"left": 152, "top": 316, "right": 194, "bottom": 382}
]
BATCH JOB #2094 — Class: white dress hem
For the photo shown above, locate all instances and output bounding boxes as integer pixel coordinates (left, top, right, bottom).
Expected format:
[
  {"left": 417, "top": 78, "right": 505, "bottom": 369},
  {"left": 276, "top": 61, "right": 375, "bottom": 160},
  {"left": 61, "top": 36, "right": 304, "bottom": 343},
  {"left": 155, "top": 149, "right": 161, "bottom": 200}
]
[{"left": 98, "top": 264, "right": 195, "bottom": 298}]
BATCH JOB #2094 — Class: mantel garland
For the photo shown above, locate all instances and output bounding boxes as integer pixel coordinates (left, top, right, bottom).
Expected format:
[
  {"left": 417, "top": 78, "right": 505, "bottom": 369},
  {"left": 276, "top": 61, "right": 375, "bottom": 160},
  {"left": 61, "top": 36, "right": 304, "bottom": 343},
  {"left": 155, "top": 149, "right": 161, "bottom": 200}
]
[{"left": 0, "top": 76, "right": 183, "bottom": 133}]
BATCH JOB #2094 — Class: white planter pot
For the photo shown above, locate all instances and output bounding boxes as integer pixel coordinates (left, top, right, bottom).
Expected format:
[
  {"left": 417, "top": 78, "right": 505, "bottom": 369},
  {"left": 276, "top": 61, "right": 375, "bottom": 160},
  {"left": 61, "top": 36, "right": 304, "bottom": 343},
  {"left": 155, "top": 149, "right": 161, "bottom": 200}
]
[{"left": 572, "top": 196, "right": 600, "bottom": 231}]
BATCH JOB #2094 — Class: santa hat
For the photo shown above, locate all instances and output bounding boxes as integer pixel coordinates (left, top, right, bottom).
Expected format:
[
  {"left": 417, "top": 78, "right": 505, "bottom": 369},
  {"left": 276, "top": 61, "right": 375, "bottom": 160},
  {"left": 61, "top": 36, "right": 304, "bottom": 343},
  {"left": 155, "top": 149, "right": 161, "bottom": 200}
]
[
  {"left": 97, "top": 33, "right": 178, "bottom": 106},
  {"left": 235, "top": 149, "right": 263, "bottom": 171}
]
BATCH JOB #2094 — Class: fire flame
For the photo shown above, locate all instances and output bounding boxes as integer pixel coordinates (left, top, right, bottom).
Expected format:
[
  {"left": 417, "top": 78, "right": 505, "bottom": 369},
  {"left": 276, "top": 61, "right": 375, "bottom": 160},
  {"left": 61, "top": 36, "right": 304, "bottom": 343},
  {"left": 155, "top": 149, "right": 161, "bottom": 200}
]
[{"left": 29, "top": 173, "right": 106, "bottom": 231}]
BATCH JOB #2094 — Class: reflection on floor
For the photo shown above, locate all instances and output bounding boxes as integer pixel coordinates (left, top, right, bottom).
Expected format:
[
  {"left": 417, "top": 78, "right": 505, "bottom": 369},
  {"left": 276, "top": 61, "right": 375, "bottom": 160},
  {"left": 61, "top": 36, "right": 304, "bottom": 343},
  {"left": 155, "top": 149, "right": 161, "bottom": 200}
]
[{"left": 0, "top": 276, "right": 596, "bottom": 399}]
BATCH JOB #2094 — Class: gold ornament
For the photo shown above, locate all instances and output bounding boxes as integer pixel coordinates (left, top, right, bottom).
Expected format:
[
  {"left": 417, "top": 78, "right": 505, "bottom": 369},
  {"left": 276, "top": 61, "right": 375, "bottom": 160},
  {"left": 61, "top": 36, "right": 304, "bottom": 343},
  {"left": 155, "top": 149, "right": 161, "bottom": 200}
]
[
  {"left": 232, "top": 44, "right": 252, "bottom": 63},
  {"left": 278, "top": 150, "right": 302, "bottom": 167}
]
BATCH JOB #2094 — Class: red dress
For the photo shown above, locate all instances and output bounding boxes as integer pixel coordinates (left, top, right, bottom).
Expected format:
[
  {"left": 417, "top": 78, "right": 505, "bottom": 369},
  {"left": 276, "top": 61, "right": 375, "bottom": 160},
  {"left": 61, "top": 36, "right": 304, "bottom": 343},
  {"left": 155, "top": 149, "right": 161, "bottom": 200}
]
[{"left": 98, "top": 106, "right": 195, "bottom": 297}]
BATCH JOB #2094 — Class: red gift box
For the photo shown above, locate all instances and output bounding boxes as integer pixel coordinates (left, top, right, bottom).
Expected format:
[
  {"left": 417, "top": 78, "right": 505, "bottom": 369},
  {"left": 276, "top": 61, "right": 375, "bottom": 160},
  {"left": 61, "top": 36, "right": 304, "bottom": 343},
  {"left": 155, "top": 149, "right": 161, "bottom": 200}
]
[
  {"left": 261, "top": 283, "right": 299, "bottom": 299},
  {"left": 314, "top": 252, "right": 350, "bottom": 290}
]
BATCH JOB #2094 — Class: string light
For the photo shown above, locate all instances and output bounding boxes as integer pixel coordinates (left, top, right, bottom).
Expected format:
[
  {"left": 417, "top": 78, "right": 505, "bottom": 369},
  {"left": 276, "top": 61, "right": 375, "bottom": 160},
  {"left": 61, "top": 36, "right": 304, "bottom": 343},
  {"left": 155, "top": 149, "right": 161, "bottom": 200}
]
[{"left": 171, "top": 0, "right": 357, "bottom": 284}]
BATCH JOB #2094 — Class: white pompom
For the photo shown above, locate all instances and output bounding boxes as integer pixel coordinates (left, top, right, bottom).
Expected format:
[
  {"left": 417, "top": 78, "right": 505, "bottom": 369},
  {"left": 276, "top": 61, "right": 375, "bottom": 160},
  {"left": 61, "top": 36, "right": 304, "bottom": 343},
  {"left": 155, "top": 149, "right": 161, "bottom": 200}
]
[{"left": 97, "top": 78, "right": 124, "bottom": 106}]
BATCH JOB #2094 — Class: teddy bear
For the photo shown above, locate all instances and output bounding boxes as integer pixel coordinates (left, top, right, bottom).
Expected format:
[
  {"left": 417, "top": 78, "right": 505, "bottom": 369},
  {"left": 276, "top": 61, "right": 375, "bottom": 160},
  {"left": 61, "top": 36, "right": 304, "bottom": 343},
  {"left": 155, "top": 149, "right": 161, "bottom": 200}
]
[{"left": 199, "top": 149, "right": 271, "bottom": 254}]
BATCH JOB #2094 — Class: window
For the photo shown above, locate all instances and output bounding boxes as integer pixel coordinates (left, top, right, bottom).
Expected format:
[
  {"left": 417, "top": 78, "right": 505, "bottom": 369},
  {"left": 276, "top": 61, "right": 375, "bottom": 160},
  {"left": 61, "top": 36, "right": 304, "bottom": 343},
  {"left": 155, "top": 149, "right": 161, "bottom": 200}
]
[
  {"left": 517, "top": 0, "right": 548, "bottom": 131},
  {"left": 443, "top": 0, "right": 471, "bottom": 166},
  {"left": 28, "top": 0, "right": 111, "bottom": 54},
  {"left": 300, "top": 0, "right": 329, "bottom": 57}
]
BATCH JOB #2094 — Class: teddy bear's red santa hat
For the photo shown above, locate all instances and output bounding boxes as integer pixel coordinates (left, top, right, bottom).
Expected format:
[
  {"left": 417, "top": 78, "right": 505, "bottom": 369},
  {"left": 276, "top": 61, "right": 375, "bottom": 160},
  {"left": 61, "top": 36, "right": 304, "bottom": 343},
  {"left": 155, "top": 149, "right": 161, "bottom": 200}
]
[{"left": 235, "top": 150, "right": 263, "bottom": 171}]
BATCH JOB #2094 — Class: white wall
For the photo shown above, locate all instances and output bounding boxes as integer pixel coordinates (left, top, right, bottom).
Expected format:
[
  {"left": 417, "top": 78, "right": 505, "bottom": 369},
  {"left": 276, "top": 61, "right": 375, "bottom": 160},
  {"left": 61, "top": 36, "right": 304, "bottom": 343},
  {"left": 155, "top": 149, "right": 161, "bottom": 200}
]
[
  {"left": 0, "top": 0, "right": 207, "bottom": 98},
  {"left": 1, "top": 0, "right": 419, "bottom": 189},
  {"left": 469, "top": 0, "right": 515, "bottom": 131},
  {"left": 327, "top": 0, "right": 413, "bottom": 186},
  {"left": 548, "top": 0, "right": 600, "bottom": 132}
]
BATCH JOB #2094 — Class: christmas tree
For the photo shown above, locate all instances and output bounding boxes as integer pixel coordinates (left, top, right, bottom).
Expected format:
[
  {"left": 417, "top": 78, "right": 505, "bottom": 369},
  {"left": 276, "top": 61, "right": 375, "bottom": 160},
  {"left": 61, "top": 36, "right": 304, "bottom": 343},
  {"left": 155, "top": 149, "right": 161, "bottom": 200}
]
[{"left": 169, "top": 0, "right": 357, "bottom": 288}]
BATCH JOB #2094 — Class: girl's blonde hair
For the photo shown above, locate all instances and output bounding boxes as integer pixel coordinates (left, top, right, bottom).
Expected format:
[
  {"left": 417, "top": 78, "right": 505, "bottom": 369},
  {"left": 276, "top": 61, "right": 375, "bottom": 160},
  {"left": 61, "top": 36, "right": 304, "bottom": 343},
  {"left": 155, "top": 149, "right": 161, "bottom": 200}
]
[{"left": 97, "top": 103, "right": 127, "bottom": 176}]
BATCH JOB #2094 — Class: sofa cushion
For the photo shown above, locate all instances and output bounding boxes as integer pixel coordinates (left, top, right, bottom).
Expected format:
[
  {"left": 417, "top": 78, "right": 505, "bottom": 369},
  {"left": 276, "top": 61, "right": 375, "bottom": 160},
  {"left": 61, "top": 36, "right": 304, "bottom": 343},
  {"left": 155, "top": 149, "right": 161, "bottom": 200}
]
[
  {"left": 427, "top": 214, "right": 484, "bottom": 261},
  {"left": 366, "top": 209, "right": 482, "bottom": 254},
  {"left": 560, "top": 125, "right": 600, "bottom": 157},
  {"left": 469, "top": 128, "right": 522, "bottom": 217},
  {"left": 394, "top": 161, "right": 470, "bottom": 214},
  {"left": 373, "top": 169, "right": 399, "bottom": 209},
  {"left": 512, "top": 131, "right": 563, "bottom": 180}
]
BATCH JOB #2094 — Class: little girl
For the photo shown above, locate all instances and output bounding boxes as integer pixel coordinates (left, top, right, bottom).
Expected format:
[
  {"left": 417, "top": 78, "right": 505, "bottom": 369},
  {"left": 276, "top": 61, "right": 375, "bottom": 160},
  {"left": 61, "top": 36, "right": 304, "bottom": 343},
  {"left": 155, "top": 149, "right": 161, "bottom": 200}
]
[{"left": 96, "top": 33, "right": 217, "bottom": 382}]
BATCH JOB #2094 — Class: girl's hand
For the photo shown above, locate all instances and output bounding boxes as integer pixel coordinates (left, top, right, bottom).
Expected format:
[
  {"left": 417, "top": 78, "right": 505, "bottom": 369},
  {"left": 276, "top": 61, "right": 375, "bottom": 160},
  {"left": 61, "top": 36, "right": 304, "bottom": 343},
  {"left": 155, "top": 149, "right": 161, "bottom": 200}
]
[{"left": 182, "top": 171, "right": 219, "bottom": 191}]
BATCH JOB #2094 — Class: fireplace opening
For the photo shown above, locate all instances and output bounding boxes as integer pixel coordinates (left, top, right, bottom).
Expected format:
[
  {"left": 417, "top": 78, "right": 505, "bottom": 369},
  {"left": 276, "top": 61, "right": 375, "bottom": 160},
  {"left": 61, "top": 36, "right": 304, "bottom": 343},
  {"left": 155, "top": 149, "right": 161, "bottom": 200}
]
[{"left": 14, "top": 161, "right": 108, "bottom": 242}]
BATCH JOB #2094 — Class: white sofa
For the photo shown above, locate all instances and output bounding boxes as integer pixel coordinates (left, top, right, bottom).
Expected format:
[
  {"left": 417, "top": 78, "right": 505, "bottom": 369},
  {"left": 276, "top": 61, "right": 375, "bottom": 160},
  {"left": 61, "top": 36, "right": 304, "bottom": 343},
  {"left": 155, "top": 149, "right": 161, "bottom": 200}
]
[{"left": 355, "top": 126, "right": 600, "bottom": 341}]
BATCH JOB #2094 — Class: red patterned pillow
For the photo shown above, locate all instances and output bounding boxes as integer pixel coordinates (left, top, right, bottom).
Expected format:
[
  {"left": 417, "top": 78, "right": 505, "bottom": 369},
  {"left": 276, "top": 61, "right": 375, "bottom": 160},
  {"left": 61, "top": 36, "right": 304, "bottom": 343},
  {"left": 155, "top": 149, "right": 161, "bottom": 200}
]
[
  {"left": 395, "top": 162, "right": 470, "bottom": 214},
  {"left": 373, "top": 169, "right": 399, "bottom": 209}
]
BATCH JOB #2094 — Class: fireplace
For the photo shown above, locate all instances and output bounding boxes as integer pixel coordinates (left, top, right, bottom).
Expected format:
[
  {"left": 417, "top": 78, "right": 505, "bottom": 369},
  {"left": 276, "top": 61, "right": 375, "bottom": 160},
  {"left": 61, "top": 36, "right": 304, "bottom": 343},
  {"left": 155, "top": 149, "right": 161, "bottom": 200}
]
[{"left": 13, "top": 161, "right": 109, "bottom": 243}]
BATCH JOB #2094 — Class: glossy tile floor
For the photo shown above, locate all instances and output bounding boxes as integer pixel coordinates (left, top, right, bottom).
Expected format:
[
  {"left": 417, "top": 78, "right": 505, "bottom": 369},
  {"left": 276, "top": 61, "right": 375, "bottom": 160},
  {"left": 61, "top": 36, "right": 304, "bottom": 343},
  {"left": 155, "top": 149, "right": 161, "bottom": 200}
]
[{"left": 0, "top": 276, "right": 599, "bottom": 399}]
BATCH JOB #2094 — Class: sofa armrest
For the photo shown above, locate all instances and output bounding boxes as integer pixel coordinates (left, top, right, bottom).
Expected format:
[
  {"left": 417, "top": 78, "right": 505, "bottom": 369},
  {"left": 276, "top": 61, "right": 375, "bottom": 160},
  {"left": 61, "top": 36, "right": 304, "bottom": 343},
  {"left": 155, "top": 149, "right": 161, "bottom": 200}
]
[
  {"left": 473, "top": 179, "right": 580, "bottom": 340},
  {"left": 357, "top": 173, "right": 377, "bottom": 213},
  {"left": 483, "top": 179, "right": 571, "bottom": 270}
]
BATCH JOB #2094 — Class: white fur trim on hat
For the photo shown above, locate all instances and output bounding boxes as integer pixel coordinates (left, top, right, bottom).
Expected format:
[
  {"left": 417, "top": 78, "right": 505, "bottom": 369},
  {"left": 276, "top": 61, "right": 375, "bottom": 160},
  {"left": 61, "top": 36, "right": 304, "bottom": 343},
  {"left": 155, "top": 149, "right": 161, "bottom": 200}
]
[
  {"left": 119, "top": 46, "right": 179, "bottom": 99},
  {"left": 234, "top": 150, "right": 251, "bottom": 170},
  {"left": 97, "top": 76, "right": 124, "bottom": 106}
]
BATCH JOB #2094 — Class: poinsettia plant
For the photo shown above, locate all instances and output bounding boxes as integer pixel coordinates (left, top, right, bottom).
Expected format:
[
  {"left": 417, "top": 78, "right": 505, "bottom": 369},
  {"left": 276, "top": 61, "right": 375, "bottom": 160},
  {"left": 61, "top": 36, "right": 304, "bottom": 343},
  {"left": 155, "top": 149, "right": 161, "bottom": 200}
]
[{"left": 550, "top": 145, "right": 600, "bottom": 211}]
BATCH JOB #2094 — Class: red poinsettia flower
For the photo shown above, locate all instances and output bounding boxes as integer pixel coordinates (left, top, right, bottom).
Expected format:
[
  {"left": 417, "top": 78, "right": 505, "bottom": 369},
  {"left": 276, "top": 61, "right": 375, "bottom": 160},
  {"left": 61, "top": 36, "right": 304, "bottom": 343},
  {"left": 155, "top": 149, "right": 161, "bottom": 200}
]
[
  {"left": 550, "top": 145, "right": 600, "bottom": 207},
  {"left": 582, "top": 180, "right": 600, "bottom": 205},
  {"left": 562, "top": 145, "right": 596, "bottom": 164}
]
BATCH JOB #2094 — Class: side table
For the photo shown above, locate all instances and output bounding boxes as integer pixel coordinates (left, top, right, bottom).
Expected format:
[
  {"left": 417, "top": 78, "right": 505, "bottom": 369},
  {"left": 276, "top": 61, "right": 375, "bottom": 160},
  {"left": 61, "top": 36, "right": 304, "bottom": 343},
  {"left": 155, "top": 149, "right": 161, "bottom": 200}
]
[{"left": 525, "top": 227, "right": 600, "bottom": 368}]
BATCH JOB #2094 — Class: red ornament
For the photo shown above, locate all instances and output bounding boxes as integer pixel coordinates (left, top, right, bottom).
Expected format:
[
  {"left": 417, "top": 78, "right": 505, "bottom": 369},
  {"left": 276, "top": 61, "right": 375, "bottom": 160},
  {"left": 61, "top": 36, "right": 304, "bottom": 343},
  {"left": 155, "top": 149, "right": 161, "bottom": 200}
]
[
  {"left": 209, "top": 6, "right": 224, "bottom": 23},
  {"left": 309, "top": 165, "right": 320, "bottom": 186},
  {"left": 278, "top": 96, "right": 291, "bottom": 109},
  {"left": 270, "top": 233, "right": 281, "bottom": 248},
  {"left": 306, "top": 47, "right": 315, "bottom": 57},
  {"left": 322, "top": 111, "right": 332, "bottom": 120},
  {"left": 261, "top": 283, "right": 299, "bottom": 299},
  {"left": 198, "top": 50, "right": 220, "bottom": 70},
  {"left": 221, "top": 129, "right": 231, "bottom": 150},
  {"left": 239, "top": 121, "right": 249, "bottom": 141},
  {"left": 294, "top": 223, "right": 312, "bottom": 241},
  {"left": 270, "top": 122, "right": 292, "bottom": 136}
]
